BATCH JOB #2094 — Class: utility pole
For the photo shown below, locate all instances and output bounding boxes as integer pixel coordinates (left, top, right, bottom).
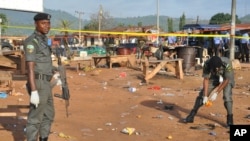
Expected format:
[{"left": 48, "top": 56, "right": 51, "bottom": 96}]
[
  {"left": 75, "top": 11, "right": 84, "bottom": 45},
  {"left": 0, "top": 18, "right": 2, "bottom": 55},
  {"left": 230, "top": 0, "right": 236, "bottom": 60},
  {"left": 98, "top": 5, "right": 103, "bottom": 45},
  {"left": 156, "top": 0, "right": 159, "bottom": 46}
]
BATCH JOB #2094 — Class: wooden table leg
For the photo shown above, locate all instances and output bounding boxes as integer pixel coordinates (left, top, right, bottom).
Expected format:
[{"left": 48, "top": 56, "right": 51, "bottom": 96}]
[
  {"left": 176, "top": 59, "right": 184, "bottom": 79},
  {"left": 144, "top": 61, "right": 167, "bottom": 81}
]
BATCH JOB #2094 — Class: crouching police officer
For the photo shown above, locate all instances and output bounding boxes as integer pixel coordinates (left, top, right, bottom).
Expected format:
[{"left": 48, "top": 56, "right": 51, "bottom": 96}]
[
  {"left": 183, "top": 56, "right": 235, "bottom": 128},
  {"left": 24, "top": 13, "right": 57, "bottom": 141}
]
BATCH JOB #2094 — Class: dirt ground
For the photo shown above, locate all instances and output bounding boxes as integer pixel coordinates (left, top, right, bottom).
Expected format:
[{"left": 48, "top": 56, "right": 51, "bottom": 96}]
[{"left": 1, "top": 60, "right": 250, "bottom": 141}]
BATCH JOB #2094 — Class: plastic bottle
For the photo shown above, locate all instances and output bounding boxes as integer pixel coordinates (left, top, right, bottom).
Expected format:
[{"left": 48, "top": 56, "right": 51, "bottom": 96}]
[{"left": 128, "top": 87, "right": 136, "bottom": 92}]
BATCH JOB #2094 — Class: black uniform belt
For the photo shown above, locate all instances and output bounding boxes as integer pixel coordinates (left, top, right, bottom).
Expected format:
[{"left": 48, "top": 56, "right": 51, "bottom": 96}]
[{"left": 35, "top": 74, "right": 52, "bottom": 81}]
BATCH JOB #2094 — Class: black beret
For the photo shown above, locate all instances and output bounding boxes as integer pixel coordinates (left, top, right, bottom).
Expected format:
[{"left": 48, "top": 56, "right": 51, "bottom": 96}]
[
  {"left": 208, "top": 56, "right": 223, "bottom": 70},
  {"left": 34, "top": 13, "right": 51, "bottom": 21}
]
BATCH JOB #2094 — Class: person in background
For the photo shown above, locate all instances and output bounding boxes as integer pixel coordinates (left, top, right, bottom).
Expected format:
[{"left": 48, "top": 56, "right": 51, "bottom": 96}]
[
  {"left": 167, "top": 32, "right": 176, "bottom": 46},
  {"left": 207, "top": 31, "right": 214, "bottom": 57},
  {"left": 240, "top": 31, "right": 249, "bottom": 62},
  {"left": 223, "top": 30, "right": 230, "bottom": 58},
  {"left": 183, "top": 56, "right": 235, "bottom": 128},
  {"left": 196, "top": 29, "right": 205, "bottom": 64},
  {"left": 24, "top": 13, "right": 59, "bottom": 141},
  {"left": 213, "top": 31, "right": 224, "bottom": 56}
]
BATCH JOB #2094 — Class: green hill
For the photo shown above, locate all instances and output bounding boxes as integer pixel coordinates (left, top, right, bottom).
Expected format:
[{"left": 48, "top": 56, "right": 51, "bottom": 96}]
[{"left": 1, "top": 8, "right": 250, "bottom": 36}]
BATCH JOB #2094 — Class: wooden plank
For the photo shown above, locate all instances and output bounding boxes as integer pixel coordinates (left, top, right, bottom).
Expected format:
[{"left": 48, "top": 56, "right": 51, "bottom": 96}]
[
  {"left": 177, "top": 59, "right": 184, "bottom": 79},
  {"left": 109, "top": 55, "right": 128, "bottom": 68},
  {"left": 145, "top": 61, "right": 167, "bottom": 80},
  {"left": 142, "top": 58, "right": 184, "bottom": 82},
  {"left": 0, "top": 112, "right": 17, "bottom": 117}
]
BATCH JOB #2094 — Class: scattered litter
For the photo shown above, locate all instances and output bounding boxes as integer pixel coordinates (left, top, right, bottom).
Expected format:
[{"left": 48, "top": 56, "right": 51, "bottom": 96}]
[
  {"left": 101, "top": 81, "right": 107, "bottom": 89},
  {"left": 148, "top": 85, "right": 161, "bottom": 90},
  {"left": 167, "top": 135, "right": 173, "bottom": 139},
  {"left": 119, "top": 72, "right": 127, "bottom": 78},
  {"left": 168, "top": 116, "right": 174, "bottom": 120},
  {"left": 209, "top": 131, "right": 217, "bottom": 136},
  {"left": 190, "top": 124, "right": 216, "bottom": 130},
  {"left": 166, "top": 93, "right": 174, "bottom": 96},
  {"left": 237, "top": 76, "right": 243, "bottom": 79},
  {"left": 139, "top": 82, "right": 146, "bottom": 86},
  {"left": 97, "top": 128, "right": 103, "bottom": 131},
  {"left": 121, "top": 112, "right": 130, "bottom": 117},
  {"left": 152, "top": 115, "right": 163, "bottom": 119},
  {"left": 128, "top": 87, "right": 136, "bottom": 92},
  {"left": 130, "top": 105, "right": 138, "bottom": 109},
  {"left": 135, "top": 131, "right": 140, "bottom": 135},
  {"left": 165, "top": 105, "right": 174, "bottom": 110},
  {"left": 136, "top": 115, "right": 142, "bottom": 118},
  {"left": 157, "top": 99, "right": 163, "bottom": 104},
  {"left": 121, "top": 127, "right": 135, "bottom": 135},
  {"left": 105, "top": 122, "right": 112, "bottom": 126},
  {"left": 161, "top": 87, "right": 171, "bottom": 90},
  {"left": 245, "top": 115, "right": 250, "bottom": 119},
  {"left": 58, "top": 132, "right": 72, "bottom": 139},
  {"left": 78, "top": 73, "right": 86, "bottom": 76},
  {"left": 0, "top": 92, "right": 7, "bottom": 98},
  {"left": 12, "top": 92, "right": 24, "bottom": 96}
]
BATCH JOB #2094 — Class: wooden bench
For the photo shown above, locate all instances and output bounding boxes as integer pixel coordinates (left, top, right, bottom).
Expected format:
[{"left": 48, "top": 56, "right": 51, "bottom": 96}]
[
  {"left": 109, "top": 54, "right": 136, "bottom": 68},
  {"left": 72, "top": 57, "right": 92, "bottom": 72},
  {"left": 141, "top": 58, "right": 184, "bottom": 83},
  {"left": 92, "top": 55, "right": 136, "bottom": 69},
  {"left": 92, "top": 56, "right": 109, "bottom": 67}
]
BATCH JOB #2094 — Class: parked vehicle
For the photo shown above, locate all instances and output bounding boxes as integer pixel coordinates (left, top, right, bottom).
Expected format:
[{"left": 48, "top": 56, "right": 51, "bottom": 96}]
[
  {"left": 82, "top": 46, "right": 106, "bottom": 55},
  {"left": 1, "top": 39, "right": 13, "bottom": 51}
]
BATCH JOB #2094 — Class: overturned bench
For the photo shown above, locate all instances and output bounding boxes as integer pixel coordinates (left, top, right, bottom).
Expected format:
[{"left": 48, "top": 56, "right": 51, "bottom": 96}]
[{"left": 141, "top": 58, "right": 184, "bottom": 83}]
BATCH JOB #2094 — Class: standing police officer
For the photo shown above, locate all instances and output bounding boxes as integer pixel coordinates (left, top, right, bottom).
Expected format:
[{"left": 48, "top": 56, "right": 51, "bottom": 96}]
[
  {"left": 240, "top": 31, "right": 249, "bottom": 62},
  {"left": 24, "top": 13, "right": 55, "bottom": 141},
  {"left": 183, "top": 56, "right": 235, "bottom": 128}
]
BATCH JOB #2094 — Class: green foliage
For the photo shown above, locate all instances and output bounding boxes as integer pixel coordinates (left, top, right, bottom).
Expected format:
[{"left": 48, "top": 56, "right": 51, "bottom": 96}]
[
  {"left": 209, "top": 13, "right": 241, "bottom": 24},
  {"left": 179, "top": 13, "right": 186, "bottom": 31},
  {"left": 167, "top": 18, "right": 173, "bottom": 32},
  {"left": 0, "top": 13, "right": 8, "bottom": 34}
]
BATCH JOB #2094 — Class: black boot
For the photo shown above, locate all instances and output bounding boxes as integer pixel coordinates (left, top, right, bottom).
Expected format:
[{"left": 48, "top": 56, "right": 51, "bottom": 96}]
[
  {"left": 183, "top": 96, "right": 203, "bottom": 123},
  {"left": 224, "top": 102, "right": 233, "bottom": 127},
  {"left": 39, "top": 137, "right": 48, "bottom": 141},
  {"left": 227, "top": 114, "right": 233, "bottom": 127},
  {"left": 184, "top": 110, "right": 196, "bottom": 123}
]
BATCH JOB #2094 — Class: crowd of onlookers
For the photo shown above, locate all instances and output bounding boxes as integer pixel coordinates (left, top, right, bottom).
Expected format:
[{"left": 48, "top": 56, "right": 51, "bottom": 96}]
[{"left": 155, "top": 29, "right": 250, "bottom": 63}]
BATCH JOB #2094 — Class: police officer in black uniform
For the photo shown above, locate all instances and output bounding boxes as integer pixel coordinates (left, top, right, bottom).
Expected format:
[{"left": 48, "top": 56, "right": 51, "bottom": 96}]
[
  {"left": 183, "top": 56, "right": 235, "bottom": 127},
  {"left": 24, "top": 13, "right": 56, "bottom": 141}
]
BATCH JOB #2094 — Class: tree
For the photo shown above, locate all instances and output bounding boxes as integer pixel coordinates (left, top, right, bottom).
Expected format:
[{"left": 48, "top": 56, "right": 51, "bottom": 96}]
[
  {"left": 167, "top": 18, "right": 173, "bottom": 32},
  {"left": 209, "top": 13, "right": 241, "bottom": 24},
  {"left": 0, "top": 13, "right": 8, "bottom": 34},
  {"left": 179, "top": 13, "right": 186, "bottom": 31},
  {"left": 138, "top": 22, "right": 142, "bottom": 27},
  {"left": 84, "top": 8, "right": 115, "bottom": 30},
  {"left": 57, "top": 19, "right": 74, "bottom": 59}
]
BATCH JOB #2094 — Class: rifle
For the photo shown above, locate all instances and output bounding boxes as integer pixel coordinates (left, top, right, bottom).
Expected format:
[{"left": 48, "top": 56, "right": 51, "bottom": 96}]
[{"left": 54, "top": 48, "right": 70, "bottom": 117}]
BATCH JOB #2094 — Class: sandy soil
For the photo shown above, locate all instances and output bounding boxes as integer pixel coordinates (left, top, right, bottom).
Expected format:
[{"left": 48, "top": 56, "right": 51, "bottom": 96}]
[{"left": 1, "top": 61, "right": 250, "bottom": 141}]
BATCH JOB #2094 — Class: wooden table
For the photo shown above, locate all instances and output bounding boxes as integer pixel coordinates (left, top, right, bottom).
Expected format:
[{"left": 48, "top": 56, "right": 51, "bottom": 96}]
[
  {"left": 141, "top": 58, "right": 184, "bottom": 83},
  {"left": 92, "top": 56, "right": 109, "bottom": 67},
  {"left": 92, "top": 54, "right": 136, "bottom": 69}
]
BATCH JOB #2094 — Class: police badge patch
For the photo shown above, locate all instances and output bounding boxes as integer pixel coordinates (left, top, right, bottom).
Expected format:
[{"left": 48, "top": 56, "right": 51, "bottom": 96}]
[{"left": 27, "top": 45, "right": 34, "bottom": 53}]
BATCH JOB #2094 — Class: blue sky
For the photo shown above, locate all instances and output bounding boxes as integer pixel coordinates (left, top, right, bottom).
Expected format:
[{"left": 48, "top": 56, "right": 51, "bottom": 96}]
[{"left": 44, "top": 0, "right": 249, "bottom": 20}]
